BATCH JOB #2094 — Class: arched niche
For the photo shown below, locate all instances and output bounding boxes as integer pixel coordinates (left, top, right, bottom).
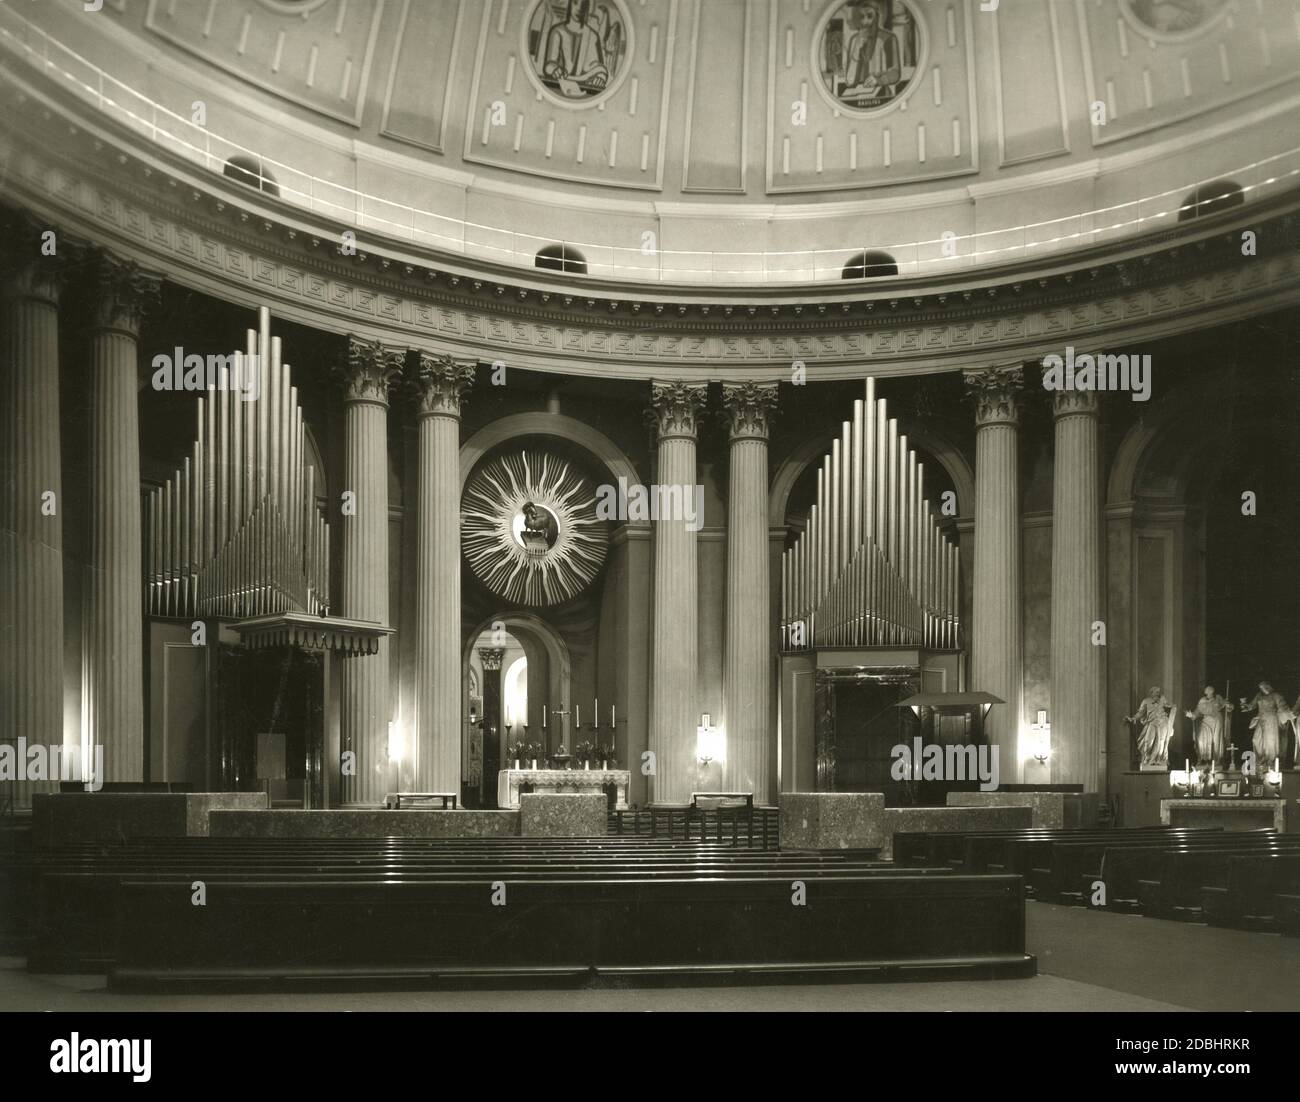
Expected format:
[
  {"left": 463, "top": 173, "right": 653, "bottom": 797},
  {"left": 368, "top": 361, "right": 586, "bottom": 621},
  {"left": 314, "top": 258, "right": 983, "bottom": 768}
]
[{"left": 460, "top": 412, "right": 641, "bottom": 493}]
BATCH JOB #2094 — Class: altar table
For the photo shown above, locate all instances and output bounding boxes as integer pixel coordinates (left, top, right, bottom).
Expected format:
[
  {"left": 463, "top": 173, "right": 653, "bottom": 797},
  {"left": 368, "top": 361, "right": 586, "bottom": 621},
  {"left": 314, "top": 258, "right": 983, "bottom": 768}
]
[{"left": 497, "top": 768, "right": 630, "bottom": 811}]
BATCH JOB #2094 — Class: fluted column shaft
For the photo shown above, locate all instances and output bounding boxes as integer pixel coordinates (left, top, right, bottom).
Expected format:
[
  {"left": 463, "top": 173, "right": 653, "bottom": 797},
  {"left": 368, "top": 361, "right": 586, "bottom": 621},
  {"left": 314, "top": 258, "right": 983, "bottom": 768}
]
[
  {"left": 338, "top": 340, "right": 402, "bottom": 805},
  {"left": 86, "top": 258, "right": 159, "bottom": 783},
  {"left": 722, "top": 383, "right": 777, "bottom": 805},
  {"left": 413, "top": 354, "right": 475, "bottom": 794},
  {"left": 649, "top": 383, "right": 706, "bottom": 804},
  {"left": 966, "top": 367, "right": 1024, "bottom": 775},
  {"left": 1050, "top": 391, "right": 1103, "bottom": 790},
  {"left": 1, "top": 250, "right": 64, "bottom": 803}
]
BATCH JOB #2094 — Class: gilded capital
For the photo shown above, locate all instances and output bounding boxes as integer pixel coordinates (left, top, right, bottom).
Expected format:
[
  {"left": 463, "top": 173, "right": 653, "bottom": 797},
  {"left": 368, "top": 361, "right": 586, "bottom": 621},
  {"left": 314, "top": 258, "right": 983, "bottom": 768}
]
[
  {"left": 964, "top": 365, "right": 1024, "bottom": 428},
  {"left": 412, "top": 351, "right": 476, "bottom": 419},
  {"left": 338, "top": 337, "right": 405, "bottom": 406},
  {"left": 0, "top": 214, "right": 82, "bottom": 305},
  {"left": 721, "top": 382, "right": 779, "bottom": 442},
  {"left": 1052, "top": 388, "right": 1100, "bottom": 418},
  {"left": 477, "top": 646, "right": 506, "bottom": 672},
  {"left": 646, "top": 382, "right": 708, "bottom": 442},
  {"left": 88, "top": 252, "right": 161, "bottom": 335}
]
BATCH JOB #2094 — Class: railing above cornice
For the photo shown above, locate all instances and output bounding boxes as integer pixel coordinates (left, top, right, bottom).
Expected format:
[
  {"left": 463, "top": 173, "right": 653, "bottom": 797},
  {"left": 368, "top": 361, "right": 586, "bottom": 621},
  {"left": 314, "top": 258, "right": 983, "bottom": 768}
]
[{"left": 3, "top": 11, "right": 1300, "bottom": 289}]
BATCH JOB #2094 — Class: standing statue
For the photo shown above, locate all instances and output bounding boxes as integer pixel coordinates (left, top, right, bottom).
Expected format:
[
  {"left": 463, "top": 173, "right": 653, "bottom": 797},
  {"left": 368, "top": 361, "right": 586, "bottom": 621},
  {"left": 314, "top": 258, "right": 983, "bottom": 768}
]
[
  {"left": 1127, "top": 687, "right": 1175, "bottom": 769},
  {"left": 1185, "top": 686, "right": 1232, "bottom": 767},
  {"left": 1238, "top": 682, "right": 1294, "bottom": 766}
]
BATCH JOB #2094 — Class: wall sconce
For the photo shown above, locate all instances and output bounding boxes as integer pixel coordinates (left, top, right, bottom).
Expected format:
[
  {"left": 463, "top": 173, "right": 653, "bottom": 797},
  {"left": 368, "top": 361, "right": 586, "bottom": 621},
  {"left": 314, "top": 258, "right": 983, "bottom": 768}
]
[
  {"left": 696, "top": 714, "right": 724, "bottom": 766},
  {"left": 1029, "top": 710, "right": 1050, "bottom": 765}
]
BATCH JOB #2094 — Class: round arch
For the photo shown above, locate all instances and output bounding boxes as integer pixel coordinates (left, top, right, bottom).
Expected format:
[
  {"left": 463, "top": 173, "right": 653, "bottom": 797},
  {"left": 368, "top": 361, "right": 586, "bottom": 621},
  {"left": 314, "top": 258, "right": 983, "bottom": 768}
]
[
  {"left": 769, "top": 419, "right": 975, "bottom": 527},
  {"left": 460, "top": 411, "right": 642, "bottom": 493}
]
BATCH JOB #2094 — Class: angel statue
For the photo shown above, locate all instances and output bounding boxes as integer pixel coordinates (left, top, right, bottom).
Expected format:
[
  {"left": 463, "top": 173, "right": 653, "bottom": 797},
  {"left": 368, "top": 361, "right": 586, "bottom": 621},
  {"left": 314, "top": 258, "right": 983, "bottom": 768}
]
[
  {"left": 1184, "top": 685, "right": 1232, "bottom": 767},
  {"left": 1126, "top": 687, "right": 1175, "bottom": 769},
  {"left": 1239, "top": 682, "right": 1294, "bottom": 765}
]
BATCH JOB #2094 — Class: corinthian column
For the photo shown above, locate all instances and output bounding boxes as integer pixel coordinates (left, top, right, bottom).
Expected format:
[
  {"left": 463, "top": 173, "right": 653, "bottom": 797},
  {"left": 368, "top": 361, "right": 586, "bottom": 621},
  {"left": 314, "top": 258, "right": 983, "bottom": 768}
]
[
  {"left": 337, "top": 338, "right": 403, "bottom": 805},
  {"left": 722, "top": 382, "right": 777, "bottom": 806},
  {"left": 965, "top": 366, "right": 1024, "bottom": 777},
  {"left": 85, "top": 254, "right": 160, "bottom": 783},
  {"left": 412, "top": 353, "right": 475, "bottom": 794},
  {"left": 647, "top": 382, "right": 707, "bottom": 804},
  {"left": 1050, "top": 389, "right": 1104, "bottom": 791},
  {"left": 0, "top": 225, "right": 68, "bottom": 802}
]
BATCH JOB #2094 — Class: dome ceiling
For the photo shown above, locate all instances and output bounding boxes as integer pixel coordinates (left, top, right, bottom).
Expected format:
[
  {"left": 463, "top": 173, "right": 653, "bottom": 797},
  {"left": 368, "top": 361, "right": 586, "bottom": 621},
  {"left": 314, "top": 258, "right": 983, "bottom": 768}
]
[{"left": 61, "top": 0, "right": 1296, "bottom": 201}]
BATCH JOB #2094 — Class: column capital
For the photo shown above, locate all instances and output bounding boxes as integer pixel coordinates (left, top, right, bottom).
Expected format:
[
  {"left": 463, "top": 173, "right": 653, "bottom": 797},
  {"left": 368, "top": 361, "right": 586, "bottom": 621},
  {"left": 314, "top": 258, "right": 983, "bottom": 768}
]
[
  {"left": 721, "top": 382, "right": 779, "bottom": 442},
  {"left": 964, "top": 365, "right": 1024, "bottom": 427},
  {"left": 88, "top": 252, "right": 161, "bottom": 335},
  {"left": 0, "top": 214, "right": 83, "bottom": 305},
  {"left": 338, "top": 337, "right": 404, "bottom": 406},
  {"left": 1052, "top": 389, "right": 1100, "bottom": 418},
  {"left": 646, "top": 382, "right": 708, "bottom": 442},
  {"left": 412, "top": 351, "right": 476, "bottom": 419},
  {"left": 477, "top": 646, "right": 506, "bottom": 671}
]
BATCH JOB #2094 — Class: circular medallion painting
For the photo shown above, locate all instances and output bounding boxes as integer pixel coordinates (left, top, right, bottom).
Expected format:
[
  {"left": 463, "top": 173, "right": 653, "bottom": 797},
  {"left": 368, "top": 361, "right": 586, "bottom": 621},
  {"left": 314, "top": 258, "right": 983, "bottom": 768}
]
[
  {"left": 1120, "top": 0, "right": 1231, "bottom": 41},
  {"left": 462, "top": 450, "right": 609, "bottom": 606},
  {"left": 523, "top": 0, "right": 632, "bottom": 107},
  {"left": 814, "top": 0, "right": 926, "bottom": 117}
]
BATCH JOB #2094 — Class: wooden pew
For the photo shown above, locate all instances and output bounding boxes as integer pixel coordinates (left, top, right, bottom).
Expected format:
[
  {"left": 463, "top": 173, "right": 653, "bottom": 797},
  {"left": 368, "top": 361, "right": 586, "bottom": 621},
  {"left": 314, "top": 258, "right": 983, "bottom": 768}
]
[
  {"left": 1131, "top": 838, "right": 1300, "bottom": 915},
  {"left": 25, "top": 839, "right": 946, "bottom": 973},
  {"left": 1202, "top": 854, "right": 1300, "bottom": 926},
  {"left": 1090, "top": 832, "right": 1289, "bottom": 907},
  {"left": 106, "top": 868, "right": 1032, "bottom": 990}
]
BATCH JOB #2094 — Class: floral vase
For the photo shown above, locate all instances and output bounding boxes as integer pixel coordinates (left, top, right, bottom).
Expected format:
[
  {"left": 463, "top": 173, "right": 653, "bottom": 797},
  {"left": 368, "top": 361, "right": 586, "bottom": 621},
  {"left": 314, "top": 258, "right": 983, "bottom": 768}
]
[
  {"left": 530, "top": 759, "right": 538, "bottom": 770},
  {"left": 583, "top": 761, "right": 590, "bottom": 770},
  {"left": 513, "top": 759, "right": 520, "bottom": 770}
]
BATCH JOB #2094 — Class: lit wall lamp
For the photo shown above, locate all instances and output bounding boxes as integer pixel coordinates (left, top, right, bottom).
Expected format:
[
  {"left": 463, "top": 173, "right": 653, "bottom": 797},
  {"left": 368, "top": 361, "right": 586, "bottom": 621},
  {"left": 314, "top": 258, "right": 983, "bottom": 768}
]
[
  {"left": 696, "top": 714, "right": 724, "bottom": 766},
  {"left": 1029, "top": 710, "right": 1051, "bottom": 765}
]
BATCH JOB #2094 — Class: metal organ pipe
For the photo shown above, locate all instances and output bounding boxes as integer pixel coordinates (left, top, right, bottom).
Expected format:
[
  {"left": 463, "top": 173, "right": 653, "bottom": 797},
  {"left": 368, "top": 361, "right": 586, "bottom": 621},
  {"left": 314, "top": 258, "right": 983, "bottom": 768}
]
[{"left": 779, "top": 375, "right": 962, "bottom": 654}]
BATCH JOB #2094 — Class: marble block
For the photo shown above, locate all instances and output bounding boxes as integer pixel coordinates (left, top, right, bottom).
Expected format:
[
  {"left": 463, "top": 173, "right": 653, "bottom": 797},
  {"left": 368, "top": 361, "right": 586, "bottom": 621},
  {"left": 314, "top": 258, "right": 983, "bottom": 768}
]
[
  {"left": 946, "top": 791, "right": 1097, "bottom": 829},
  {"left": 779, "top": 792, "right": 886, "bottom": 851},
  {"left": 519, "top": 793, "right": 608, "bottom": 838},
  {"left": 1161, "top": 798, "right": 1288, "bottom": 832},
  {"left": 208, "top": 809, "right": 519, "bottom": 838},
  {"left": 881, "top": 805, "right": 1033, "bottom": 861},
  {"left": 32, "top": 792, "right": 268, "bottom": 849}
]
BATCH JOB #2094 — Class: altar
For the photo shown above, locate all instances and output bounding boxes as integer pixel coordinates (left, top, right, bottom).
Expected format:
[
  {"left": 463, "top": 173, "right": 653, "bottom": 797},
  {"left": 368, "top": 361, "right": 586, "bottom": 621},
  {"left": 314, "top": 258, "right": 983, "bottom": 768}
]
[{"left": 497, "top": 768, "right": 630, "bottom": 811}]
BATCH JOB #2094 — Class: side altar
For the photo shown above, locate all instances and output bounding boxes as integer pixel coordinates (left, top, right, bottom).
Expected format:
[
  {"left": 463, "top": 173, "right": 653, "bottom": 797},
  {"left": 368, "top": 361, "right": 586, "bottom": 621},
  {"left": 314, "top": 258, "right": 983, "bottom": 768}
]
[{"left": 497, "top": 768, "right": 630, "bottom": 811}]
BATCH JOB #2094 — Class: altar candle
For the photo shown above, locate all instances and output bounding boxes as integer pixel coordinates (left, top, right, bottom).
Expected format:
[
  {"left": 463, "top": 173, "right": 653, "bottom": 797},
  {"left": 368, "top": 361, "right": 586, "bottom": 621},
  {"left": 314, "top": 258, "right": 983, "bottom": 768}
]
[
  {"left": 1275, "top": 758, "right": 1280, "bottom": 773},
  {"left": 612, "top": 704, "right": 616, "bottom": 728},
  {"left": 594, "top": 698, "right": 599, "bottom": 726},
  {"left": 576, "top": 704, "right": 581, "bottom": 727},
  {"left": 543, "top": 705, "right": 547, "bottom": 728}
]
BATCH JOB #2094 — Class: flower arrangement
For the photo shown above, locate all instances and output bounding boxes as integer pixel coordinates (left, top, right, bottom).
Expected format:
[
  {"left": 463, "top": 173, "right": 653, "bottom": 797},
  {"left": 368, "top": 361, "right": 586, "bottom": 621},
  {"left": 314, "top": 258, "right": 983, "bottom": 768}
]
[
  {"left": 601, "top": 745, "right": 617, "bottom": 766},
  {"left": 574, "top": 740, "right": 596, "bottom": 766}
]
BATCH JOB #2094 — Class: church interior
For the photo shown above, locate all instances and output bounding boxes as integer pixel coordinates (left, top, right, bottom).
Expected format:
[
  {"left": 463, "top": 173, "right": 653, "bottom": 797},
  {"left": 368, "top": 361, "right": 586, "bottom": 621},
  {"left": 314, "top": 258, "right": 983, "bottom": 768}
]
[{"left": 2, "top": 0, "right": 1300, "bottom": 1020}]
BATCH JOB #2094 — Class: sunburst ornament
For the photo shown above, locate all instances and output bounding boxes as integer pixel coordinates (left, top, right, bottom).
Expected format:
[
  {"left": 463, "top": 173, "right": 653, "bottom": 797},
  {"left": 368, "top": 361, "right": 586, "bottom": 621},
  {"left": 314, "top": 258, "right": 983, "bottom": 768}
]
[{"left": 462, "top": 450, "right": 609, "bottom": 606}]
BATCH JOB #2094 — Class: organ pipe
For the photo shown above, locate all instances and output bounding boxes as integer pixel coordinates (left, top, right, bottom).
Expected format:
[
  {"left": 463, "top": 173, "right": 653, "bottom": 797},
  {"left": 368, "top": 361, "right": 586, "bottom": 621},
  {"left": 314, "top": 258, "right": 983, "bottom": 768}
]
[
  {"left": 147, "top": 307, "right": 330, "bottom": 621},
  {"left": 781, "top": 376, "right": 962, "bottom": 652}
]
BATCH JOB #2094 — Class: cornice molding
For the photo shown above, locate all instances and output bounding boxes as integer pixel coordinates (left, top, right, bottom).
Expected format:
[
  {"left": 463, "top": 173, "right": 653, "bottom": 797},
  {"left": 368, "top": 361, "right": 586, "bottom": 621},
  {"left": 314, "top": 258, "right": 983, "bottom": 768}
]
[{"left": 2, "top": 71, "right": 1298, "bottom": 382}]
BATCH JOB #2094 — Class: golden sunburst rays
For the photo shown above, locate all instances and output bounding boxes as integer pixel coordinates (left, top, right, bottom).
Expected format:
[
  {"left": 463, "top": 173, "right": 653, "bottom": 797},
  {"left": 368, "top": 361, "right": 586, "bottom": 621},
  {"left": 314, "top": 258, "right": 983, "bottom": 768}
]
[{"left": 462, "top": 450, "right": 609, "bottom": 606}]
